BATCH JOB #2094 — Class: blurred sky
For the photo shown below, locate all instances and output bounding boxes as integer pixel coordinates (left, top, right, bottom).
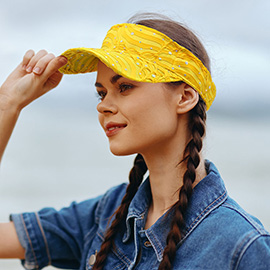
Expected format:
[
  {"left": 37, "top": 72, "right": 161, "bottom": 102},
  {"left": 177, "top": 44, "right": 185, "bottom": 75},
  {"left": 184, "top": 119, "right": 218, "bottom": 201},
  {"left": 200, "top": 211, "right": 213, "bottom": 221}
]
[{"left": 0, "top": 0, "right": 269, "bottom": 116}]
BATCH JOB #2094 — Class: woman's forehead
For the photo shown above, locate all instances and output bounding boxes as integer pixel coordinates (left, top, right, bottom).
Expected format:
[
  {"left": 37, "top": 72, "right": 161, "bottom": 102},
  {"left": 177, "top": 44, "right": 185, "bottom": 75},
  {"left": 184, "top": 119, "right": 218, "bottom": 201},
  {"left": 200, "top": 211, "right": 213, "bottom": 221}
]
[{"left": 97, "top": 61, "right": 138, "bottom": 84}]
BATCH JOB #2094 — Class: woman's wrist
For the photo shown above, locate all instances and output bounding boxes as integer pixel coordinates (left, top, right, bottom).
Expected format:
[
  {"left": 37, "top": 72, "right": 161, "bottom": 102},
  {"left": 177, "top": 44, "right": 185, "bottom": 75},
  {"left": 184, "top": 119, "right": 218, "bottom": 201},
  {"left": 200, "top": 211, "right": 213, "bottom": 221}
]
[
  {"left": 0, "top": 93, "right": 22, "bottom": 116},
  {"left": 0, "top": 97, "right": 21, "bottom": 163},
  {"left": 0, "top": 81, "right": 25, "bottom": 113}
]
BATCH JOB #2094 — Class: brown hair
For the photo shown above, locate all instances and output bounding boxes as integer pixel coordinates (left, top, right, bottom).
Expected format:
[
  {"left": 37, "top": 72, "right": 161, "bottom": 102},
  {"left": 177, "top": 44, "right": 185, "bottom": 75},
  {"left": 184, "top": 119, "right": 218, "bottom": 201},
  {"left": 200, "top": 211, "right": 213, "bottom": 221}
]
[{"left": 93, "top": 13, "right": 208, "bottom": 270}]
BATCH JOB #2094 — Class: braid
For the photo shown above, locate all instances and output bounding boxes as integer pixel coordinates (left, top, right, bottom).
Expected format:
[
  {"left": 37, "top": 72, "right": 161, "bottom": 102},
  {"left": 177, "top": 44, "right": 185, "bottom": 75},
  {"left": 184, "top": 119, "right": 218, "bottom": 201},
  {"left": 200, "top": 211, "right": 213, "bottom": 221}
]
[
  {"left": 158, "top": 97, "right": 207, "bottom": 270},
  {"left": 93, "top": 154, "right": 147, "bottom": 270}
]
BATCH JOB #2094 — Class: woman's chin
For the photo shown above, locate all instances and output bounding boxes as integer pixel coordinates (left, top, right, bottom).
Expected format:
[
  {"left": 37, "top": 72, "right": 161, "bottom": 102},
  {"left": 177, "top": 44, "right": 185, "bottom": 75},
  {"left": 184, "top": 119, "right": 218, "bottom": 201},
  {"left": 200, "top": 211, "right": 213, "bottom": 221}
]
[{"left": 109, "top": 145, "right": 137, "bottom": 157}]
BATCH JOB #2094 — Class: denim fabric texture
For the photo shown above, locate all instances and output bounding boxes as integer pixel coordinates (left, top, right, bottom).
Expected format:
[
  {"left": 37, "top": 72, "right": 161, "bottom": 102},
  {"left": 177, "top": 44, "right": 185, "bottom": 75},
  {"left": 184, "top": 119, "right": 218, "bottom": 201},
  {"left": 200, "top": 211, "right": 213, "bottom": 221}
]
[{"left": 11, "top": 161, "right": 270, "bottom": 270}]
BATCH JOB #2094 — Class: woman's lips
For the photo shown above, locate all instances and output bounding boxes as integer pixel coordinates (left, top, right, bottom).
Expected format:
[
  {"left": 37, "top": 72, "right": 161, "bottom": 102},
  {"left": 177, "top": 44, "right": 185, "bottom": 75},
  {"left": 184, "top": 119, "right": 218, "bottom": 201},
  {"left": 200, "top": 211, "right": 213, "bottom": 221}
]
[{"left": 105, "top": 122, "right": 127, "bottom": 137}]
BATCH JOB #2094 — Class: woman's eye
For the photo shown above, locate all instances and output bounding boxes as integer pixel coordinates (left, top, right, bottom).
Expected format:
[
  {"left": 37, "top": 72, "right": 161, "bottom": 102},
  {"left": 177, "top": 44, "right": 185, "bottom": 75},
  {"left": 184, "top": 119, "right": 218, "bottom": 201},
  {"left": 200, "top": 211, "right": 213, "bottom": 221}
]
[
  {"left": 96, "top": 90, "right": 107, "bottom": 101},
  {"left": 119, "top": 83, "right": 134, "bottom": 93}
]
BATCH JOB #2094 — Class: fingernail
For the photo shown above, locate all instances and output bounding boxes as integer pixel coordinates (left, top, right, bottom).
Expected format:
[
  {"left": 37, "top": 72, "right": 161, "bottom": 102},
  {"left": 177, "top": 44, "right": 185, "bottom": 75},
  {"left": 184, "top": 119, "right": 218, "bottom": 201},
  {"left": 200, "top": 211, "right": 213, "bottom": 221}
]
[
  {"left": 26, "top": 66, "right": 32, "bottom": 73},
  {"left": 59, "top": 56, "right": 68, "bottom": 64},
  {"left": 33, "top": 67, "right": 41, "bottom": 74},
  {"left": 22, "top": 64, "right": 27, "bottom": 70}
]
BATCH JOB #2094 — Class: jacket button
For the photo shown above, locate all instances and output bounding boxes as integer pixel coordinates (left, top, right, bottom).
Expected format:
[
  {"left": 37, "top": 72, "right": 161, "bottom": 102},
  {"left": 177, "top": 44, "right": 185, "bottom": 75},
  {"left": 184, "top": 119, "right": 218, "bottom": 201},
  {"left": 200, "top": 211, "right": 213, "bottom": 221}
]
[
  {"left": 88, "top": 250, "right": 97, "bottom": 266},
  {"left": 144, "top": 241, "right": 151, "bottom": 247}
]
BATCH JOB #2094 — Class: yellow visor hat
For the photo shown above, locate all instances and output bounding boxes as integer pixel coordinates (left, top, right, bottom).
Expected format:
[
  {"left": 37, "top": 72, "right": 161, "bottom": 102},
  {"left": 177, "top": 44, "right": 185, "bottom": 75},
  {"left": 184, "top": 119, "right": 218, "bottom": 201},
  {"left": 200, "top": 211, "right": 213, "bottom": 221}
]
[{"left": 60, "top": 23, "right": 216, "bottom": 110}]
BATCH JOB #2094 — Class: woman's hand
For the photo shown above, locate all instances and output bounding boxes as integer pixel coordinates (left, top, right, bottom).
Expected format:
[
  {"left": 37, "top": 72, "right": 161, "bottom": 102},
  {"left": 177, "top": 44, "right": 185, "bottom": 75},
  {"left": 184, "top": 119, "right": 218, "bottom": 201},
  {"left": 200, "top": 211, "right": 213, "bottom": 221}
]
[
  {"left": 0, "top": 50, "right": 67, "bottom": 163},
  {"left": 0, "top": 49, "right": 67, "bottom": 111}
]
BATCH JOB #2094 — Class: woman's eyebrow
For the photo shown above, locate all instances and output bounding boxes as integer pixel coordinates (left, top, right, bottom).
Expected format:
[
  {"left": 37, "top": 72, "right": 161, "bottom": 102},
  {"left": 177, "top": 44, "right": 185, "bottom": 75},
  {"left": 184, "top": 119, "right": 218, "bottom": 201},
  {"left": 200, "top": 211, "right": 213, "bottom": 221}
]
[
  {"left": 110, "top": 75, "right": 122, "bottom": 84},
  {"left": 95, "top": 75, "right": 123, "bottom": 88}
]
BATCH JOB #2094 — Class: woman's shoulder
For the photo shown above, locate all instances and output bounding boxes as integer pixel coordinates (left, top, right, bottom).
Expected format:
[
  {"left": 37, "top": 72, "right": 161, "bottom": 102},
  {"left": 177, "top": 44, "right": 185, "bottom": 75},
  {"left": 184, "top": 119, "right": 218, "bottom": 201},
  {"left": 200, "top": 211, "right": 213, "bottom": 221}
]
[
  {"left": 186, "top": 196, "right": 270, "bottom": 269},
  {"left": 218, "top": 196, "right": 269, "bottom": 235},
  {"left": 189, "top": 194, "right": 269, "bottom": 244},
  {"left": 219, "top": 197, "right": 270, "bottom": 268},
  {"left": 210, "top": 196, "right": 270, "bottom": 266}
]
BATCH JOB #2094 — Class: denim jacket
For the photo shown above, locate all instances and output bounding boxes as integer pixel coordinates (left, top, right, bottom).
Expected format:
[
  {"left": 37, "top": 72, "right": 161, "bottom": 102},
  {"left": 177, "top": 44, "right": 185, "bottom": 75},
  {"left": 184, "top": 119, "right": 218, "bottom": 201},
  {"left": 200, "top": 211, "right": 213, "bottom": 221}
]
[{"left": 11, "top": 161, "right": 270, "bottom": 270}]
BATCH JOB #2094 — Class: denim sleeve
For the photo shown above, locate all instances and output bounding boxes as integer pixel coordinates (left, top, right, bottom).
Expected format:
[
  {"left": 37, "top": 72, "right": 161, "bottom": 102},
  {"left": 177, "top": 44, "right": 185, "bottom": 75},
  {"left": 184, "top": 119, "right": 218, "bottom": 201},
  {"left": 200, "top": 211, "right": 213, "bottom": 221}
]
[
  {"left": 237, "top": 235, "right": 270, "bottom": 270},
  {"left": 10, "top": 195, "right": 102, "bottom": 270}
]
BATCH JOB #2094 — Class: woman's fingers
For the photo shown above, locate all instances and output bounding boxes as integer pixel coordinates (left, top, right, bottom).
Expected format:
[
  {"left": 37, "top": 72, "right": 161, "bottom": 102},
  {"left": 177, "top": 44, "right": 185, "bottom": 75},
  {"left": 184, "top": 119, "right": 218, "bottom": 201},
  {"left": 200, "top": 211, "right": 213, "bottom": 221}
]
[
  {"left": 42, "top": 56, "right": 67, "bottom": 79},
  {"left": 24, "top": 49, "right": 48, "bottom": 73},
  {"left": 21, "top": 50, "right": 66, "bottom": 78},
  {"left": 32, "top": 53, "right": 56, "bottom": 75},
  {"left": 41, "top": 56, "right": 67, "bottom": 92},
  {"left": 21, "top": 50, "right": 35, "bottom": 70},
  {"left": 0, "top": 50, "right": 67, "bottom": 111}
]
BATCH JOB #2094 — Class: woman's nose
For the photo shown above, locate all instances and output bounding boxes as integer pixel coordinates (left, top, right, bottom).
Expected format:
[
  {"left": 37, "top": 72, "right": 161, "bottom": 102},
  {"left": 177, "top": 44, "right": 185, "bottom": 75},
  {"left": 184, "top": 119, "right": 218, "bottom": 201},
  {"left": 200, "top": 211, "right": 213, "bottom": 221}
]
[{"left": 96, "top": 94, "right": 118, "bottom": 115}]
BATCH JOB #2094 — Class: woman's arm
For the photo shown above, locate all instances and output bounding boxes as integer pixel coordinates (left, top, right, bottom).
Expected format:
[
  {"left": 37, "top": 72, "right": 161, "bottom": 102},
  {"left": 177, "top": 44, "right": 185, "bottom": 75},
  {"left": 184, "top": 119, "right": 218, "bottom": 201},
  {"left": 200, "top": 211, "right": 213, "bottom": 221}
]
[
  {"left": 0, "top": 50, "right": 67, "bottom": 258},
  {"left": 0, "top": 50, "right": 67, "bottom": 163},
  {"left": 0, "top": 222, "right": 25, "bottom": 258}
]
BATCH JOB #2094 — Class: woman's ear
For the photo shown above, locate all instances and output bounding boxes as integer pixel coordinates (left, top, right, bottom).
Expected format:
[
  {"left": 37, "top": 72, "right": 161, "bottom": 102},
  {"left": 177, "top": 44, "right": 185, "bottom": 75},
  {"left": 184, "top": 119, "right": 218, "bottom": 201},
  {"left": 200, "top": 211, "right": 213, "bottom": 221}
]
[{"left": 176, "top": 83, "right": 199, "bottom": 114}]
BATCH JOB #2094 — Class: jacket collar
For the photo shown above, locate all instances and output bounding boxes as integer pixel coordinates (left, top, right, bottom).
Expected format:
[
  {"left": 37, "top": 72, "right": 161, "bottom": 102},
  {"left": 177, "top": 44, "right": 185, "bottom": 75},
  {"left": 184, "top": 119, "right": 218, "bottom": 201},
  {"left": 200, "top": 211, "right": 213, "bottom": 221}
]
[{"left": 123, "top": 160, "right": 228, "bottom": 261}]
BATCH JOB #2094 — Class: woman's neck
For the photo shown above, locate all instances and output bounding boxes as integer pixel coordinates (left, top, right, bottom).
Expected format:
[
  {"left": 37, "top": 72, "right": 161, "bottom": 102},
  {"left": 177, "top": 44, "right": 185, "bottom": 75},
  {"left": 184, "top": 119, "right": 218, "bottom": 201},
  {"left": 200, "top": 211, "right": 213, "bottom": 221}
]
[{"left": 143, "top": 151, "right": 206, "bottom": 229}]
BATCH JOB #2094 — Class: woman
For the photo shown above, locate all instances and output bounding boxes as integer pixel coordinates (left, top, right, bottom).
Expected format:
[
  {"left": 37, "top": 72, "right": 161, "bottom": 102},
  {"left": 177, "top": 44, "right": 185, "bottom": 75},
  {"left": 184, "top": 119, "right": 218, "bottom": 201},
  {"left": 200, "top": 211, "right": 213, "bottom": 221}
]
[{"left": 0, "top": 14, "right": 269, "bottom": 270}]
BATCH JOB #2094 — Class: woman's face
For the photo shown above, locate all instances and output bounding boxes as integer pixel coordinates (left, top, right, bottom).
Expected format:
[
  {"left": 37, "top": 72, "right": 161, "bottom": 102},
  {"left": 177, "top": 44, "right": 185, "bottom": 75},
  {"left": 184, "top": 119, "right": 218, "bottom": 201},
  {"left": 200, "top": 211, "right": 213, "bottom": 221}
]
[{"left": 96, "top": 61, "right": 182, "bottom": 156}]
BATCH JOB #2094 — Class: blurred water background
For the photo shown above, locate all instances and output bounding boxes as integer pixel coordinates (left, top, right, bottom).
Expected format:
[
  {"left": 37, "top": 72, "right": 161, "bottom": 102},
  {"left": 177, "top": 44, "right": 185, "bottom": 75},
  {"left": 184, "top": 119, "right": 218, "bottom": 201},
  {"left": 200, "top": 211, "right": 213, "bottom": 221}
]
[{"left": 0, "top": 0, "right": 269, "bottom": 269}]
